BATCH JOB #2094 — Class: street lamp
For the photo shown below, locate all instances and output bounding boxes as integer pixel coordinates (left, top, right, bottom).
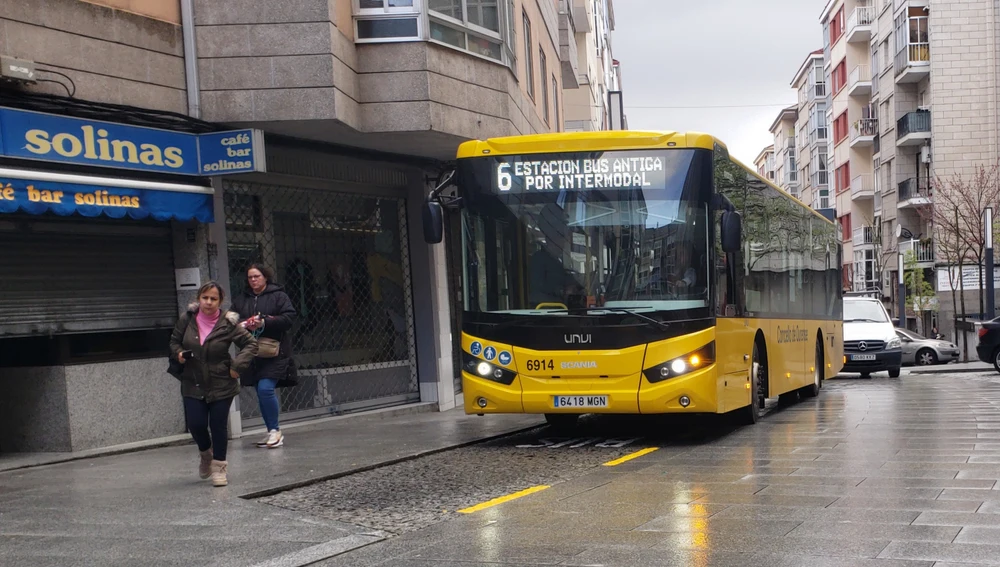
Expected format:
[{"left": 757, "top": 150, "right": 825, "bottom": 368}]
[{"left": 986, "top": 207, "right": 995, "bottom": 319}]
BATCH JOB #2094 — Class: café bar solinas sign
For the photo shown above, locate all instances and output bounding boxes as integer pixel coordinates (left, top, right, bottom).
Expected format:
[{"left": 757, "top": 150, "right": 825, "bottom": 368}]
[{"left": 0, "top": 107, "right": 265, "bottom": 176}]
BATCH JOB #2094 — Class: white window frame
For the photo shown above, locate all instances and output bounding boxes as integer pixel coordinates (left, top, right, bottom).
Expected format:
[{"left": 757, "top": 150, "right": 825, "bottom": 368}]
[
  {"left": 427, "top": 0, "right": 512, "bottom": 65},
  {"left": 354, "top": 0, "right": 424, "bottom": 43}
]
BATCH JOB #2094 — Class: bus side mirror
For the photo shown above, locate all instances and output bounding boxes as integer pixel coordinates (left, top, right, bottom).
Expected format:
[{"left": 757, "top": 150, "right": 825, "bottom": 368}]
[
  {"left": 422, "top": 200, "right": 444, "bottom": 244},
  {"left": 721, "top": 211, "right": 742, "bottom": 253}
]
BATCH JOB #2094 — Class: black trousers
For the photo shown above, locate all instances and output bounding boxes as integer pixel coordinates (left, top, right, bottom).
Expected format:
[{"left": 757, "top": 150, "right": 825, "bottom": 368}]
[{"left": 183, "top": 396, "right": 234, "bottom": 461}]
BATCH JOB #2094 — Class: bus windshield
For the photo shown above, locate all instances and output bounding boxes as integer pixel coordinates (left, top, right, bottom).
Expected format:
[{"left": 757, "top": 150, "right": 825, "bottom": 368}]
[{"left": 456, "top": 149, "right": 712, "bottom": 320}]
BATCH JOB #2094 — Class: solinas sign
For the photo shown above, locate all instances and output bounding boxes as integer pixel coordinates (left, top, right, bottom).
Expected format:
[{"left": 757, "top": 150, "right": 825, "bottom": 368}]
[{"left": 0, "top": 107, "right": 266, "bottom": 176}]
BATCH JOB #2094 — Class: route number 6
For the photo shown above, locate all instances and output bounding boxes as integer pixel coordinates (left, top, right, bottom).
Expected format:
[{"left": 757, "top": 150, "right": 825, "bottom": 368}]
[{"left": 497, "top": 163, "right": 512, "bottom": 192}]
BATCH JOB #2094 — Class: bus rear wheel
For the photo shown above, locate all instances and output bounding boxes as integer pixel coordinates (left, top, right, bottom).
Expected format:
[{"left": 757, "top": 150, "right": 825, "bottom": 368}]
[{"left": 544, "top": 413, "right": 579, "bottom": 432}]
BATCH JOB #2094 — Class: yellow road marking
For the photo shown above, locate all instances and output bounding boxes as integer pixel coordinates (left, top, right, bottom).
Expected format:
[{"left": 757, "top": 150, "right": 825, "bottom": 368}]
[
  {"left": 603, "top": 447, "right": 659, "bottom": 466},
  {"left": 457, "top": 485, "right": 550, "bottom": 514}
]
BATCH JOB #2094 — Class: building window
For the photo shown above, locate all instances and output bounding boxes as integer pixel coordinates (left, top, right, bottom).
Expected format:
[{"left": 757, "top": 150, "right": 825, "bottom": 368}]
[
  {"left": 835, "top": 162, "right": 851, "bottom": 193},
  {"left": 830, "top": 7, "right": 845, "bottom": 44},
  {"left": 355, "top": 0, "right": 518, "bottom": 66},
  {"left": 552, "top": 76, "right": 560, "bottom": 131},
  {"left": 523, "top": 11, "right": 534, "bottom": 100},
  {"left": 831, "top": 60, "right": 847, "bottom": 94},
  {"left": 428, "top": 0, "right": 504, "bottom": 60},
  {"left": 355, "top": 0, "right": 421, "bottom": 41},
  {"left": 833, "top": 111, "right": 849, "bottom": 145},
  {"left": 539, "top": 49, "right": 549, "bottom": 123}
]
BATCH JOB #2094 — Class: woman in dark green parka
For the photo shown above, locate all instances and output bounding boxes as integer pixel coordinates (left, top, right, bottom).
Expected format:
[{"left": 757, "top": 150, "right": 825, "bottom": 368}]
[{"left": 170, "top": 281, "right": 257, "bottom": 487}]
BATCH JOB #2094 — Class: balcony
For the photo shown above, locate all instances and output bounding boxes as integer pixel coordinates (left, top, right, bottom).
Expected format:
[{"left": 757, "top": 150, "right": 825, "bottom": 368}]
[
  {"left": 853, "top": 226, "right": 877, "bottom": 248},
  {"left": 848, "top": 65, "right": 872, "bottom": 97},
  {"left": 897, "top": 111, "right": 931, "bottom": 146},
  {"left": 809, "top": 126, "right": 828, "bottom": 146},
  {"left": 895, "top": 42, "right": 930, "bottom": 84},
  {"left": 851, "top": 173, "right": 874, "bottom": 200},
  {"left": 811, "top": 170, "right": 829, "bottom": 188},
  {"left": 850, "top": 118, "right": 878, "bottom": 148},
  {"left": 846, "top": 4, "right": 875, "bottom": 43},
  {"left": 808, "top": 82, "right": 827, "bottom": 104},
  {"left": 899, "top": 239, "right": 935, "bottom": 265},
  {"left": 558, "top": 0, "right": 580, "bottom": 89},
  {"left": 785, "top": 169, "right": 799, "bottom": 187},
  {"left": 897, "top": 177, "right": 932, "bottom": 208}
]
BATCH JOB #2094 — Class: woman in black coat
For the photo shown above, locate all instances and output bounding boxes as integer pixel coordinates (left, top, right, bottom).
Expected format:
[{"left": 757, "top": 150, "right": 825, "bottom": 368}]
[{"left": 232, "top": 264, "right": 297, "bottom": 448}]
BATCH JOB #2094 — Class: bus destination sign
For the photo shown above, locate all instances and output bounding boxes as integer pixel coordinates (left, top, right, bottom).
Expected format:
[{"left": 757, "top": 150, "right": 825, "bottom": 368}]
[{"left": 493, "top": 154, "right": 669, "bottom": 193}]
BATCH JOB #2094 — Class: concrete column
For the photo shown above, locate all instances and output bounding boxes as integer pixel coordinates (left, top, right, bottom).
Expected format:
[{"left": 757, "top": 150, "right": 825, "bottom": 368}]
[
  {"left": 204, "top": 177, "right": 242, "bottom": 439},
  {"left": 407, "top": 176, "right": 456, "bottom": 411}
]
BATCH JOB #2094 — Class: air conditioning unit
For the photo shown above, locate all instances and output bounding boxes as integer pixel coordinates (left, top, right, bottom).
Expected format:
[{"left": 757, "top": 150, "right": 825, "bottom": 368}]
[{"left": 920, "top": 145, "right": 932, "bottom": 163}]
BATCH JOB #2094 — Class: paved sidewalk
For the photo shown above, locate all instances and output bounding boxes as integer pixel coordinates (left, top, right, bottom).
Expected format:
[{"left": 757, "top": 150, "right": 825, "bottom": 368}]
[
  {"left": 907, "top": 361, "right": 993, "bottom": 374},
  {"left": 0, "top": 405, "right": 544, "bottom": 567}
]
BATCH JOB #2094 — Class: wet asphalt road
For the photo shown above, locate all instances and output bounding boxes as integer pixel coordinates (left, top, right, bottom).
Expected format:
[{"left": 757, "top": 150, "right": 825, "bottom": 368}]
[{"left": 263, "top": 371, "right": 1000, "bottom": 566}]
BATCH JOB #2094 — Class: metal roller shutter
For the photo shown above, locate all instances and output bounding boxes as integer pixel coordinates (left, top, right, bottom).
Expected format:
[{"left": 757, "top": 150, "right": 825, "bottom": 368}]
[{"left": 0, "top": 216, "right": 177, "bottom": 338}]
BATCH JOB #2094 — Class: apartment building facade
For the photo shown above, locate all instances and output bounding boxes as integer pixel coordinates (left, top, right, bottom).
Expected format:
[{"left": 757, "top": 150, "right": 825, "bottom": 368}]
[
  {"left": 769, "top": 106, "right": 800, "bottom": 198},
  {"left": 845, "top": 0, "right": 1000, "bottom": 334},
  {"left": 0, "top": 0, "right": 607, "bottom": 453},
  {"left": 791, "top": 51, "right": 832, "bottom": 212},
  {"left": 562, "top": 0, "right": 620, "bottom": 131},
  {"left": 754, "top": 145, "right": 776, "bottom": 183}
]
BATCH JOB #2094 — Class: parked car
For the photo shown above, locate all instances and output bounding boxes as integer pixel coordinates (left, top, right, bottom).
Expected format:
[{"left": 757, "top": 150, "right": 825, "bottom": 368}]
[
  {"left": 976, "top": 317, "right": 1000, "bottom": 372},
  {"left": 896, "top": 328, "right": 960, "bottom": 366},
  {"left": 843, "top": 294, "right": 902, "bottom": 378}
]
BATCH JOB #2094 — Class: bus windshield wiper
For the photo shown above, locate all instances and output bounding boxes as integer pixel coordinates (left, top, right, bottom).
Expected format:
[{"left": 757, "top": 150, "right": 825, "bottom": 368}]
[{"left": 547, "top": 307, "right": 670, "bottom": 331}]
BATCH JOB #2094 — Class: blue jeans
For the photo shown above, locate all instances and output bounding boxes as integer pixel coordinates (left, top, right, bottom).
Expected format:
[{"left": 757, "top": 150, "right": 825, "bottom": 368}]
[{"left": 256, "top": 378, "right": 280, "bottom": 431}]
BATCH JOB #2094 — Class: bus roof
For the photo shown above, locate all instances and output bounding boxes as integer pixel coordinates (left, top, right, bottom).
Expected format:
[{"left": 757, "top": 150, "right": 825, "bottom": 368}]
[{"left": 455, "top": 131, "right": 720, "bottom": 158}]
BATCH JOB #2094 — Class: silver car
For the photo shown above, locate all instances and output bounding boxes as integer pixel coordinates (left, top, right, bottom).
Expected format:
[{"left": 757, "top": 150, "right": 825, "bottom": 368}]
[{"left": 896, "top": 328, "right": 961, "bottom": 366}]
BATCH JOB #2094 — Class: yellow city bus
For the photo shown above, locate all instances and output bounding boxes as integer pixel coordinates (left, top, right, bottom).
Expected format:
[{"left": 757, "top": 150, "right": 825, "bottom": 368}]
[{"left": 422, "top": 130, "right": 843, "bottom": 427}]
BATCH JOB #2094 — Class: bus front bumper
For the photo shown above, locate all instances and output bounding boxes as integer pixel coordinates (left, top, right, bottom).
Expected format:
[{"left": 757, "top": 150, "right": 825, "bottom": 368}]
[{"left": 462, "top": 366, "right": 720, "bottom": 415}]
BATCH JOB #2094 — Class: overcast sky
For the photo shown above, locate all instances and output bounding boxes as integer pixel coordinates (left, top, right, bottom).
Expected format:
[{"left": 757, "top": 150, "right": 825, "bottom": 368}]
[{"left": 612, "top": 0, "right": 830, "bottom": 166}]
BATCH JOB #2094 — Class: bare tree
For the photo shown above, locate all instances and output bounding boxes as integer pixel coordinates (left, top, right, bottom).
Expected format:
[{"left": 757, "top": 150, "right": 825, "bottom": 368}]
[{"left": 921, "top": 160, "right": 1000, "bottom": 352}]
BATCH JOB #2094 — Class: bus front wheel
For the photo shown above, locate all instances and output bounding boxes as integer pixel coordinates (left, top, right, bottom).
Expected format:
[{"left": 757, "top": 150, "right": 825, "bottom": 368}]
[
  {"left": 738, "top": 341, "right": 766, "bottom": 425},
  {"left": 801, "top": 337, "right": 823, "bottom": 398}
]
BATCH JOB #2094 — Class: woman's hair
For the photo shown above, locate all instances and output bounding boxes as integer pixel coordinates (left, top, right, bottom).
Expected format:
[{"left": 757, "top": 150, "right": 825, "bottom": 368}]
[
  {"left": 247, "top": 263, "right": 274, "bottom": 282},
  {"left": 197, "top": 281, "right": 226, "bottom": 304}
]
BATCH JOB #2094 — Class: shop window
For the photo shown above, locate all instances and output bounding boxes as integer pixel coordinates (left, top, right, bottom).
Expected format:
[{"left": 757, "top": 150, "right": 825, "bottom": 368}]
[{"left": 0, "top": 329, "right": 173, "bottom": 367}]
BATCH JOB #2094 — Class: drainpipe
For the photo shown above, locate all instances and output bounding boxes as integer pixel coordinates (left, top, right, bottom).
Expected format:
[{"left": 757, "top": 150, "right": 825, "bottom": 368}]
[{"left": 180, "top": 0, "right": 201, "bottom": 119}]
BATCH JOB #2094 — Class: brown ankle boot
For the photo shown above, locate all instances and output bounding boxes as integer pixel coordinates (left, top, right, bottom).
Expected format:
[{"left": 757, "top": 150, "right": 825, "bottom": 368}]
[
  {"left": 210, "top": 460, "right": 228, "bottom": 487},
  {"left": 199, "top": 449, "right": 212, "bottom": 479}
]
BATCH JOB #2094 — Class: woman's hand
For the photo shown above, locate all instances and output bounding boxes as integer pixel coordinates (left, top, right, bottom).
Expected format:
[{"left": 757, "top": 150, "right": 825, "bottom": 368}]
[
  {"left": 178, "top": 352, "right": 186, "bottom": 364},
  {"left": 230, "top": 368, "right": 240, "bottom": 380}
]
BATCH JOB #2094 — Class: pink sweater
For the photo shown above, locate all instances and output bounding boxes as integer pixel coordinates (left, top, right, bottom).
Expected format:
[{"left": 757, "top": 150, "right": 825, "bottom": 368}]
[{"left": 195, "top": 310, "right": 221, "bottom": 345}]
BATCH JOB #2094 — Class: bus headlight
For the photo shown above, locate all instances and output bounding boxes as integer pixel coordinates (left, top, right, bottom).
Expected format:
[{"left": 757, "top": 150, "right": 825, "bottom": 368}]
[
  {"left": 644, "top": 342, "right": 716, "bottom": 383},
  {"left": 462, "top": 352, "right": 517, "bottom": 385}
]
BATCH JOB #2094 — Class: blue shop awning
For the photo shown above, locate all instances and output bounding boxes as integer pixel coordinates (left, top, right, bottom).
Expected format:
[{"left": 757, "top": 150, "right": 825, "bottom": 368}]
[{"left": 0, "top": 167, "right": 214, "bottom": 223}]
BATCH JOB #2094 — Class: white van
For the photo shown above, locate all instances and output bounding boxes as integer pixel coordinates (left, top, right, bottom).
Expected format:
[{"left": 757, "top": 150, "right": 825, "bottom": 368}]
[{"left": 842, "top": 294, "right": 902, "bottom": 378}]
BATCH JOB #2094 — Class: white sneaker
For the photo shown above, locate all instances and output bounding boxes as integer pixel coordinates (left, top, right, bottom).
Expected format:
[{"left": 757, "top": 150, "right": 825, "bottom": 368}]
[
  {"left": 255, "top": 432, "right": 271, "bottom": 447},
  {"left": 266, "top": 429, "right": 283, "bottom": 448}
]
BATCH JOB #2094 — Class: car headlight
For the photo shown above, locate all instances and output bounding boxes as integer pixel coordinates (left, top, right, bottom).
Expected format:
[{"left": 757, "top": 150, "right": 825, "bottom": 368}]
[
  {"left": 462, "top": 352, "right": 517, "bottom": 385},
  {"left": 887, "top": 337, "right": 901, "bottom": 349},
  {"left": 644, "top": 342, "right": 715, "bottom": 383}
]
